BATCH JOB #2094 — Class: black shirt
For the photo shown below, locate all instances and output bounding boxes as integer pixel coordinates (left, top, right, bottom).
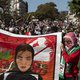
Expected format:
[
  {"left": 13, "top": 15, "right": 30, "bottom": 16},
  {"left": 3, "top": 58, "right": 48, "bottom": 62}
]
[{"left": 0, "top": 71, "right": 42, "bottom": 80}]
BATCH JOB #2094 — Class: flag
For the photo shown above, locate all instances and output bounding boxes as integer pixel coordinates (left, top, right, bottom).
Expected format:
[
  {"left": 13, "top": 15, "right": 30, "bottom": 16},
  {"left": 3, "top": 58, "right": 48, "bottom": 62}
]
[{"left": 0, "top": 29, "right": 62, "bottom": 80}]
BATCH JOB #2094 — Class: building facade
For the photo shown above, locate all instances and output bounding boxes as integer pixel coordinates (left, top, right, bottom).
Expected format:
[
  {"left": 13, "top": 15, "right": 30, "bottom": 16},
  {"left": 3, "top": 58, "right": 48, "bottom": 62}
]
[{"left": 9, "top": 0, "right": 28, "bottom": 16}]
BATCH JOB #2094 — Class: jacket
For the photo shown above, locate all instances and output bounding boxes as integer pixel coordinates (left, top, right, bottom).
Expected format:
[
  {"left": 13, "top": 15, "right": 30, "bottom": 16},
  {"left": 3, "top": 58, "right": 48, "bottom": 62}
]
[{"left": 62, "top": 47, "right": 80, "bottom": 78}]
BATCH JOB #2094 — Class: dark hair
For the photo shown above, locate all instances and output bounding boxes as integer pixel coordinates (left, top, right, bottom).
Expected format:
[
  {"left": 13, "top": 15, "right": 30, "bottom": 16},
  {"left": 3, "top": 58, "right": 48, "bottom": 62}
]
[
  {"left": 12, "top": 43, "right": 34, "bottom": 71},
  {"left": 15, "top": 43, "right": 34, "bottom": 60}
]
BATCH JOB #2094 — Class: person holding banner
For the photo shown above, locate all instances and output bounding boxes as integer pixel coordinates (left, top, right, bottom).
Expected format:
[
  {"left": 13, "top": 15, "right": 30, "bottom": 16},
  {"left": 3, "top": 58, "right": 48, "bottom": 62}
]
[
  {"left": 0, "top": 43, "right": 42, "bottom": 80},
  {"left": 59, "top": 32, "right": 80, "bottom": 80}
]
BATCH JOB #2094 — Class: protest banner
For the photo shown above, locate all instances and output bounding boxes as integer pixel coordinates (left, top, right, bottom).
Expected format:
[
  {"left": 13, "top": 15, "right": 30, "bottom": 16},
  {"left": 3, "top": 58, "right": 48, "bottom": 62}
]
[{"left": 0, "top": 29, "right": 62, "bottom": 80}]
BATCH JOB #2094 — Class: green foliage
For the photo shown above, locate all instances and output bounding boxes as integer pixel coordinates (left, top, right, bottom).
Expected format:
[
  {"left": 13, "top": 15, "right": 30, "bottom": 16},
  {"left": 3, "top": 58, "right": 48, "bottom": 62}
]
[
  {"left": 36, "top": 2, "right": 56, "bottom": 12},
  {"left": 0, "top": 51, "right": 12, "bottom": 60},
  {"left": 59, "top": 11, "right": 68, "bottom": 21},
  {"left": 36, "top": 2, "right": 59, "bottom": 20},
  {"left": 68, "top": 0, "right": 80, "bottom": 16},
  {"left": 23, "top": 12, "right": 35, "bottom": 21},
  {"left": 22, "top": 2, "right": 67, "bottom": 21},
  {"left": 34, "top": 12, "right": 47, "bottom": 20}
]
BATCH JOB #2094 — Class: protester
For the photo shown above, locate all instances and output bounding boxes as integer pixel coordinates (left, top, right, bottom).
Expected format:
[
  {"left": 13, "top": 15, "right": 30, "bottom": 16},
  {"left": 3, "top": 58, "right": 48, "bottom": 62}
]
[
  {"left": 0, "top": 43, "right": 42, "bottom": 80},
  {"left": 59, "top": 32, "right": 80, "bottom": 80},
  {"left": 25, "top": 28, "right": 32, "bottom": 35}
]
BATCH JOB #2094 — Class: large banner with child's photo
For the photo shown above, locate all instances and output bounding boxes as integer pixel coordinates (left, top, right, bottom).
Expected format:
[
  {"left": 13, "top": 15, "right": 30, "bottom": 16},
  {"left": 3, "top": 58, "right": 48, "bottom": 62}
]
[{"left": 0, "top": 29, "right": 62, "bottom": 80}]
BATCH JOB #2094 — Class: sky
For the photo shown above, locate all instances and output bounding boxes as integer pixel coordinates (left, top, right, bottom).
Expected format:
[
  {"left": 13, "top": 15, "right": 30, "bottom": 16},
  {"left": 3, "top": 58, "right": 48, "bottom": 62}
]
[{"left": 23, "top": 0, "right": 70, "bottom": 12}]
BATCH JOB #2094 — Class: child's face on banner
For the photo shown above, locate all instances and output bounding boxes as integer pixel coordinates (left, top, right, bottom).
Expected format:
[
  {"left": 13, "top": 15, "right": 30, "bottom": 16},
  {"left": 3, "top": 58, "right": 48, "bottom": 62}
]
[{"left": 16, "top": 50, "right": 32, "bottom": 72}]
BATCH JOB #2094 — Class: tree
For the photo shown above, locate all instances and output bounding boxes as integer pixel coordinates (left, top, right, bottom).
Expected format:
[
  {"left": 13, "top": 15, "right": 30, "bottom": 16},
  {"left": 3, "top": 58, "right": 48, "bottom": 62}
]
[
  {"left": 36, "top": 2, "right": 59, "bottom": 20},
  {"left": 59, "top": 11, "right": 68, "bottom": 21},
  {"left": 68, "top": 0, "right": 80, "bottom": 33},
  {"left": 68, "top": 0, "right": 80, "bottom": 15}
]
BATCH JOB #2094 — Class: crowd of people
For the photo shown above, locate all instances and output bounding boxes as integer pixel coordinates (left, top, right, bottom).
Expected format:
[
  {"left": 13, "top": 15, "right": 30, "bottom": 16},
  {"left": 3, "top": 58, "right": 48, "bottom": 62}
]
[
  {"left": 0, "top": 16, "right": 80, "bottom": 46},
  {"left": 0, "top": 16, "right": 80, "bottom": 80},
  {"left": 59, "top": 32, "right": 80, "bottom": 80},
  {"left": 0, "top": 18, "right": 60, "bottom": 35},
  {"left": 0, "top": 16, "right": 79, "bottom": 36}
]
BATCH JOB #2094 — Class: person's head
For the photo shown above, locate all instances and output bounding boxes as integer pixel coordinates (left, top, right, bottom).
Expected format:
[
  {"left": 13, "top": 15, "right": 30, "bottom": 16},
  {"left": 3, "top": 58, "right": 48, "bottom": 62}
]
[
  {"left": 63, "top": 32, "right": 77, "bottom": 50},
  {"left": 14, "top": 43, "right": 34, "bottom": 72}
]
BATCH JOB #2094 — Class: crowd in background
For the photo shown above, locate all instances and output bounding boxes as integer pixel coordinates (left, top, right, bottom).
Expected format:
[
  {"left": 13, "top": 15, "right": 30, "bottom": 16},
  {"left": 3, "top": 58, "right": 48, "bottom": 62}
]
[
  {"left": 0, "top": 16, "right": 80, "bottom": 44},
  {"left": 0, "top": 16, "right": 79, "bottom": 35},
  {"left": 0, "top": 18, "right": 62, "bottom": 35},
  {"left": 0, "top": 16, "right": 80, "bottom": 80}
]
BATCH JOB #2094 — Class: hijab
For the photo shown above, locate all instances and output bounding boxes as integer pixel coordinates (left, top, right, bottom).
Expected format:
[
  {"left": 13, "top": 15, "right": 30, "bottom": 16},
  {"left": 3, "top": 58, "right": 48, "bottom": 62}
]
[{"left": 63, "top": 32, "right": 77, "bottom": 50}]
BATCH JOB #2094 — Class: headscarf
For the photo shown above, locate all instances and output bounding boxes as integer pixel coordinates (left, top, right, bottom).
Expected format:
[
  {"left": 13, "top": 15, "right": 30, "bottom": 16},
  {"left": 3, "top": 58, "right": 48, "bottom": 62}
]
[{"left": 63, "top": 32, "right": 77, "bottom": 50}]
